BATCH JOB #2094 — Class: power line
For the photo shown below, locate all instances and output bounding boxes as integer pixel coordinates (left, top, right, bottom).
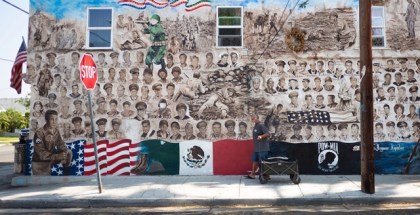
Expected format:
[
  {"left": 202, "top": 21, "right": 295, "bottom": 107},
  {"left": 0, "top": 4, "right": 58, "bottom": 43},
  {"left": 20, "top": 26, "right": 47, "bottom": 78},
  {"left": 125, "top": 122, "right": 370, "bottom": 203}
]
[
  {"left": 2, "top": 0, "right": 29, "bottom": 14},
  {"left": 0, "top": 57, "right": 14, "bottom": 63}
]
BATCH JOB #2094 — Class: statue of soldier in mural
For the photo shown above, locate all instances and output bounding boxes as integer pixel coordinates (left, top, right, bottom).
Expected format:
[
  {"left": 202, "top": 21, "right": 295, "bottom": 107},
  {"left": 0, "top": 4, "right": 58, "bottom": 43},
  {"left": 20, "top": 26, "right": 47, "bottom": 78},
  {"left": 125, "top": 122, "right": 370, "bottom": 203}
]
[{"left": 142, "top": 14, "right": 166, "bottom": 70}]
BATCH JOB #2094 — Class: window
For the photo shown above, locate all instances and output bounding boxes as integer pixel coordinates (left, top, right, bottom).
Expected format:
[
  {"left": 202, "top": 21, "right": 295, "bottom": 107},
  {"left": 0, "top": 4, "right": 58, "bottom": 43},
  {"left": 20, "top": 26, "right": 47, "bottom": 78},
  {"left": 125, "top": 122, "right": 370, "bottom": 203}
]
[
  {"left": 372, "top": 6, "right": 385, "bottom": 47},
  {"left": 217, "top": 7, "right": 243, "bottom": 48},
  {"left": 87, "top": 8, "right": 113, "bottom": 49}
]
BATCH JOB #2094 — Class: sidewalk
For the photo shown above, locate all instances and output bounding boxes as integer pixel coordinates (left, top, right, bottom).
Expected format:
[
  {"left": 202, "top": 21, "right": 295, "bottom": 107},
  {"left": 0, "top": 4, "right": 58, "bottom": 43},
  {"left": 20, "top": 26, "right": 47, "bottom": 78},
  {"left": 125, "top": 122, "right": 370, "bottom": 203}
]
[{"left": 1, "top": 173, "right": 420, "bottom": 208}]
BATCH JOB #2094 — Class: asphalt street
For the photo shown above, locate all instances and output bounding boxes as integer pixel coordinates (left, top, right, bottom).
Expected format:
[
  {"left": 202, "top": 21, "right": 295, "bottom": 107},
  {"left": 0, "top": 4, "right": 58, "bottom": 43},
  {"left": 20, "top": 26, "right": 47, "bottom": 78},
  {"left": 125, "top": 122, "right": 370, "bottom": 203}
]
[{"left": 0, "top": 144, "right": 14, "bottom": 163}]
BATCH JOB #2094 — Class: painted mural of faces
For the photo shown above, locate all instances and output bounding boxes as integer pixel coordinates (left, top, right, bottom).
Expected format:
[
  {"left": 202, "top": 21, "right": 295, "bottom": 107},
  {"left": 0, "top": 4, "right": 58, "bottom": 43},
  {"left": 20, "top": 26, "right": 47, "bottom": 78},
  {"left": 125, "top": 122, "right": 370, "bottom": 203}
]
[
  {"left": 252, "top": 77, "right": 261, "bottom": 90},
  {"left": 171, "top": 122, "right": 180, "bottom": 137},
  {"left": 351, "top": 124, "right": 359, "bottom": 136},
  {"left": 179, "top": 54, "right": 187, "bottom": 65},
  {"left": 316, "top": 95, "right": 324, "bottom": 106},
  {"left": 185, "top": 123, "right": 194, "bottom": 136},
  {"left": 267, "top": 78, "right": 275, "bottom": 89},
  {"left": 64, "top": 68, "right": 72, "bottom": 80},
  {"left": 231, "top": 52, "right": 238, "bottom": 64},
  {"left": 119, "top": 69, "right": 127, "bottom": 81},
  {"left": 63, "top": 123, "right": 71, "bottom": 136},
  {"left": 136, "top": 51, "right": 144, "bottom": 64},
  {"left": 142, "top": 121, "right": 151, "bottom": 134},
  {"left": 98, "top": 68, "right": 105, "bottom": 80},
  {"left": 206, "top": 53, "right": 214, "bottom": 64},
  {"left": 141, "top": 86, "right": 150, "bottom": 98},
  {"left": 109, "top": 68, "right": 116, "bottom": 81},
  {"left": 212, "top": 122, "right": 222, "bottom": 136},
  {"left": 71, "top": 52, "right": 80, "bottom": 65},
  {"left": 117, "top": 85, "right": 125, "bottom": 97},
  {"left": 130, "top": 86, "right": 138, "bottom": 97}
]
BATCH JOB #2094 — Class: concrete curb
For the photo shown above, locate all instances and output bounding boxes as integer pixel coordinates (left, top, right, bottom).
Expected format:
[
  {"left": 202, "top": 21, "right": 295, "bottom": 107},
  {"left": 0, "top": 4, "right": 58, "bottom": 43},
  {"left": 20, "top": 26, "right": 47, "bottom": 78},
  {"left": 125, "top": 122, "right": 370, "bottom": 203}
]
[
  {"left": 2, "top": 197, "right": 420, "bottom": 209},
  {"left": 11, "top": 176, "right": 96, "bottom": 187}
]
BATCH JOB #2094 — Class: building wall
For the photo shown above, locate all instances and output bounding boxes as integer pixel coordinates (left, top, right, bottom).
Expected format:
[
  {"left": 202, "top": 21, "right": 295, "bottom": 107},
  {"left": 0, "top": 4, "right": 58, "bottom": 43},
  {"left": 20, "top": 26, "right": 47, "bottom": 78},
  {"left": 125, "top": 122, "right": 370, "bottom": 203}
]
[{"left": 26, "top": 0, "right": 419, "bottom": 176}]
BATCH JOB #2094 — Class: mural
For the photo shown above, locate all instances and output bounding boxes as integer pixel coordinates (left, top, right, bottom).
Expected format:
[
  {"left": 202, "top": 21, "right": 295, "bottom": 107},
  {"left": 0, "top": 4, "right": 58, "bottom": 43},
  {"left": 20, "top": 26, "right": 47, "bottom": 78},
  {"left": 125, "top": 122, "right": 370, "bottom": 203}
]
[{"left": 25, "top": 0, "right": 419, "bottom": 176}]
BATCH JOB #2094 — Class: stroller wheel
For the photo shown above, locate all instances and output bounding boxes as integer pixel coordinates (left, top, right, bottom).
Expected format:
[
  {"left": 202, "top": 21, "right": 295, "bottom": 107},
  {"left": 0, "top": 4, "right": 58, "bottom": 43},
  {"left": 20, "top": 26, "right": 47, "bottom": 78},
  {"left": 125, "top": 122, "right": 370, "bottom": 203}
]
[
  {"left": 290, "top": 174, "right": 301, "bottom": 184},
  {"left": 259, "top": 175, "right": 268, "bottom": 184}
]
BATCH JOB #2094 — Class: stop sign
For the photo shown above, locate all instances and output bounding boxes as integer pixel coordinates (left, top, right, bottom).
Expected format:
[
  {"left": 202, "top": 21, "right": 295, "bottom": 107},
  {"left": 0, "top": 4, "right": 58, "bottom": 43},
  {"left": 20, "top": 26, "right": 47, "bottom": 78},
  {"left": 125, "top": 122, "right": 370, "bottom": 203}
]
[{"left": 79, "top": 53, "right": 98, "bottom": 90}]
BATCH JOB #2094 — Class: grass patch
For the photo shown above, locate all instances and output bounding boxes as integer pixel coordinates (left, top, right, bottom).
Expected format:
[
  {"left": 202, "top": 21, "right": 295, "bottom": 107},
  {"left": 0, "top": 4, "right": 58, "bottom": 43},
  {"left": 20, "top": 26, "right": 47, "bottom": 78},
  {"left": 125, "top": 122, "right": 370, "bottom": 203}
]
[{"left": 0, "top": 137, "right": 19, "bottom": 144}]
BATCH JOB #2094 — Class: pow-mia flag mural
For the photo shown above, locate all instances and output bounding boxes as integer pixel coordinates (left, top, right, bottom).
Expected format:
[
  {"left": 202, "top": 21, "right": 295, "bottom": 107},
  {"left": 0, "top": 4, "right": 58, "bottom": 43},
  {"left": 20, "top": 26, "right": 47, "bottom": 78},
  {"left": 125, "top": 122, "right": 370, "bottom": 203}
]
[
  {"left": 179, "top": 140, "right": 213, "bottom": 175},
  {"left": 317, "top": 142, "right": 339, "bottom": 173}
]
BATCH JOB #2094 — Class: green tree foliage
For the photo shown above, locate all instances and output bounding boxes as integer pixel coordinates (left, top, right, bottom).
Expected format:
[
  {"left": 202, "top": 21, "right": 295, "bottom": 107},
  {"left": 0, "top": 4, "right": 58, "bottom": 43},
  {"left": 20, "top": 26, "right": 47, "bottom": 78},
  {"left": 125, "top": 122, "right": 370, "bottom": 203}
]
[
  {"left": 15, "top": 93, "right": 30, "bottom": 111},
  {"left": 0, "top": 109, "right": 28, "bottom": 132}
]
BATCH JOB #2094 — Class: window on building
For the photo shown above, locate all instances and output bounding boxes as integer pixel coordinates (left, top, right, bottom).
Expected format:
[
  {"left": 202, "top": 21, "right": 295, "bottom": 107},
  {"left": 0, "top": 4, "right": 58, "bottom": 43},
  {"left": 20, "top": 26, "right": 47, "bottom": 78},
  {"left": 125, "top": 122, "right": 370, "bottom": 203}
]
[
  {"left": 87, "top": 8, "right": 113, "bottom": 49},
  {"left": 217, "top": 7, "right": 243, "bottom": 48},
  {"left": 372, "top": 6, "right": 385, "bottom": 48}
]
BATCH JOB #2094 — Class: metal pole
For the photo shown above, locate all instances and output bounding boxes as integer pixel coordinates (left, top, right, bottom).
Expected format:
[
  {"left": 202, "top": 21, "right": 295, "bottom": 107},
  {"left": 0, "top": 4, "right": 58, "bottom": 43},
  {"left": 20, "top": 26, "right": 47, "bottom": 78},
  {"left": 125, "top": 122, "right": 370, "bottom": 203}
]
[
  {"left": 87, "top": 90, "right": 103, "bottom": 193},
  {"left": 359, "top": 0, "right": 375, "bottom": 194}
]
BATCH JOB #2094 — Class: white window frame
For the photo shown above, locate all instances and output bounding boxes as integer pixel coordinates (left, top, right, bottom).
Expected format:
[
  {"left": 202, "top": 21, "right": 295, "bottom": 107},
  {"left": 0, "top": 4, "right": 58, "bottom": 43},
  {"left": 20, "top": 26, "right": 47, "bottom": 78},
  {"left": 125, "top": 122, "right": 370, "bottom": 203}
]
[
  {"left": 216, "top": 6, "right": 243, "bottom": 48},
  {"left": 371, "top": 6, "right": 386, "bottom": 48},
  {"left": 86, "top": 7, "right": 113, "bottom": 50}
]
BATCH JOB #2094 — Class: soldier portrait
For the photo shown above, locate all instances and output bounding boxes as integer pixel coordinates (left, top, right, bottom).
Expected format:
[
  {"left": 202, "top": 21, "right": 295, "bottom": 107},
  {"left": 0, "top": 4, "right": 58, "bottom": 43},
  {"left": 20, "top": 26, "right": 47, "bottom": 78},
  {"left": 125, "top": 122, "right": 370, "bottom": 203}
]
[
  {"left": 121, "top": 101, "right": 135, "bottom": 118},
  {"left": 157, "top": 120, "right": 170, "bottom": 139},
  {"left": 196, "top": 121, "right": 208, "bottom": 139},
  {"left": 71, "top": 117, "right": 85, "bottom": 137},
  {"left": 175, "top": 103, "right": 190, "bottom": 120},
  {"left": 290, "top": 124, "right": 303, "bottom": 142},
  {"left": 130, "top": 68, "right": 140, "bottom": 84},
  {"left": 96, "top": 97, "right": 107, "bottom": 115},
  {"left": 107, "top": 99, "right": 120, "bottom": 117},
  {"left": 95, "top": 118, "right": 108, "bottom": 139},
  {"left": 45, "top": 93, "right": 58, "bottom": 109},
  {"left": 237, "top": 121, "right": 250, "bottom": 140},
  {"left": 210, "top": 121, "right": 224, "bottom": 140},
  {"left": 109, "top": 118, "right": 125, "bottom": 139},
  {"left": 170, "top": 121, "right": 182, "bottom": 140},
  {"left": 134, "top": 101, "right": 148, "bottom": 121},
  {"left": 32, "top": 101, "right": 44, "bottom": 118},
  {"left": 69, "top": 84, "right": 81, "bottom": 99},
  {"left": 183, "top": 122, "right": 196, "bottom": 140},
  {"left": 32, "top": 110, "right": 72, "bottom": 175},
  {"left": 224, "top": 120, "right": 236, "bottom": 139},
  {"left": 140, "top": 120, "right": 155, "bottom": 139}
]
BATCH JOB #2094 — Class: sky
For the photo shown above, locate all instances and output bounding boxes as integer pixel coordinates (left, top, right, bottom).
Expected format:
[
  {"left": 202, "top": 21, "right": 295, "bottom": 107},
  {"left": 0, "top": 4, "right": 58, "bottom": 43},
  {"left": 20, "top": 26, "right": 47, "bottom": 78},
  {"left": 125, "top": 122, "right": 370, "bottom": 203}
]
[{"left": 0, "top": 0, "right": 30, "bottom": 98}]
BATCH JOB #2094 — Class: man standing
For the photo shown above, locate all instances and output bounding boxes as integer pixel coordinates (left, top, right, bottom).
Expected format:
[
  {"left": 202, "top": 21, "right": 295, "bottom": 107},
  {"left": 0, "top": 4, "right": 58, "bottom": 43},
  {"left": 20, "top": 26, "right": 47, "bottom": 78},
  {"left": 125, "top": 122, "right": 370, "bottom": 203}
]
[
  {"left": 32, "top": 110, "right": 72, "bottom": 175},
  {"left": 246, "top": 114, "right": 270, "bottom": 179}
]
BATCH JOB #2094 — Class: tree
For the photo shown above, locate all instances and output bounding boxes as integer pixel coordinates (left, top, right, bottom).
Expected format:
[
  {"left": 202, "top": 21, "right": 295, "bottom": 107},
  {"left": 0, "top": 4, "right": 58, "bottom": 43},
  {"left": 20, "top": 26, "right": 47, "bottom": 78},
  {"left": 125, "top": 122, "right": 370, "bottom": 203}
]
[
  {"left": 15, "top": 93, "right": 30, "bottom": 111},
  {"left": 0, "top": 109, "right": 28, "bottom": 132}
]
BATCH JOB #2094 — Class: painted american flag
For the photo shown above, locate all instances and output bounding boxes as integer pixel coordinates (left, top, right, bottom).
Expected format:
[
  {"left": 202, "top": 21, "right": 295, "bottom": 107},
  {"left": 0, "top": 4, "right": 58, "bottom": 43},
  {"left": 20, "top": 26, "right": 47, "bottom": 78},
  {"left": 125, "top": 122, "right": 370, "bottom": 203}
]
[
  {"left": 287, "top": 110, "right": 357, "bottom": 124},
  {"left": 84, "top": 140, "right": 109, "bottom": 176},
  {"left": 10, "top": 40, "right": 27, "bottom": 94},
  {"left": 84, "top": 139, "right": 134, "bottom": 176}
]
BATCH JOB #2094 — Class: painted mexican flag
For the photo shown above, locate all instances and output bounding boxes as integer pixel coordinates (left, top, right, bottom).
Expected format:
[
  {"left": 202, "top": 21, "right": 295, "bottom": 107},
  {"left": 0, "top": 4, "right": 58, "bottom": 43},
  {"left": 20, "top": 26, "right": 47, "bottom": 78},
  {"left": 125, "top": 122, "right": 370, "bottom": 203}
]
[{"left": 179, "top": 140, "right": 213, "bottom": 175}]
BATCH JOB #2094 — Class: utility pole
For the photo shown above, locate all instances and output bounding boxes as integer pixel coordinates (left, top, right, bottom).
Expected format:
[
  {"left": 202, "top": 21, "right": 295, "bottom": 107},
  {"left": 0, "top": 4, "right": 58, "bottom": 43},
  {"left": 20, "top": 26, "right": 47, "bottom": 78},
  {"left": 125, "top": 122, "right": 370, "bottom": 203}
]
[{"left": 359, "top": 0, "right": 375, "bottom": 194}]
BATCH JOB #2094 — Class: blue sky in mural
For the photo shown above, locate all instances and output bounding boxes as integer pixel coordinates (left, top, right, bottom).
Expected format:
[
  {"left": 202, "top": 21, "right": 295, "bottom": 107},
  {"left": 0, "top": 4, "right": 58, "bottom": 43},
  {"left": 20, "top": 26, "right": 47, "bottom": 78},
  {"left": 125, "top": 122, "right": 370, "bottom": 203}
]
[
  {"left": 29, "top": 0, "right": 360, "bottom": 19},
  {"left": 30, "top": 0, "right": 118, "bottom": 20}
]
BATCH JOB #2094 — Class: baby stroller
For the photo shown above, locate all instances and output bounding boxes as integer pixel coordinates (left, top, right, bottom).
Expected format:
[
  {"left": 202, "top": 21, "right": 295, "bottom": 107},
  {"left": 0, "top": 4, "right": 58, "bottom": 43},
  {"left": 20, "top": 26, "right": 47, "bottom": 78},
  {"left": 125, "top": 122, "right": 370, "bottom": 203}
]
[{"left": 258, "top": 156, "right": 301, "bottom": 184}]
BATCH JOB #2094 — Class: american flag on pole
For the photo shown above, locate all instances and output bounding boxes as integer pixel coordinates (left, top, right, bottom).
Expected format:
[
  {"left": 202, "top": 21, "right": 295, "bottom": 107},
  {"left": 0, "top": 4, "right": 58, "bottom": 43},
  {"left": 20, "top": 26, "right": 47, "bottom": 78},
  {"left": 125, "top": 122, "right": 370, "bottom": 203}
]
[{"left": 10, "top": 40, "right": 27, "bottom": 94}]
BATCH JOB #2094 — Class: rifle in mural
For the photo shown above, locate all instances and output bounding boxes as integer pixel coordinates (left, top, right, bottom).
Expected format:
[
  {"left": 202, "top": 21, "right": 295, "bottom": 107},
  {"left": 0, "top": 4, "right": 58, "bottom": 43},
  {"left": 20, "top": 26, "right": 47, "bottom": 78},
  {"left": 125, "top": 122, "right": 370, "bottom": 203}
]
[{"left": 405, "top": 138, "right": 420, "bottom": 174}]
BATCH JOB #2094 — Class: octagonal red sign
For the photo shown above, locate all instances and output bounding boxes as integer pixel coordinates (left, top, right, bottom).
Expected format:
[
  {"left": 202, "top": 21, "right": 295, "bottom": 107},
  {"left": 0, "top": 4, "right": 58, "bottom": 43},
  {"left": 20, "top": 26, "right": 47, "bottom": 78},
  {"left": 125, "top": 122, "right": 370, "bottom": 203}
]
[{"left": 79, "top": 53, "right": 98, "bottom": 90}]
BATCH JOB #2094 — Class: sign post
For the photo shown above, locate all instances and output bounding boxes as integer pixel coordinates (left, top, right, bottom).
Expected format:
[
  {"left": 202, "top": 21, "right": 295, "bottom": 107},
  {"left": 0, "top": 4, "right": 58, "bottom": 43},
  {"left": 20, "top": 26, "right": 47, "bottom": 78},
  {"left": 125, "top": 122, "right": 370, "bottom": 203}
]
[{"left": 79, "top": 53, "right": 103, "bottom": 194}]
